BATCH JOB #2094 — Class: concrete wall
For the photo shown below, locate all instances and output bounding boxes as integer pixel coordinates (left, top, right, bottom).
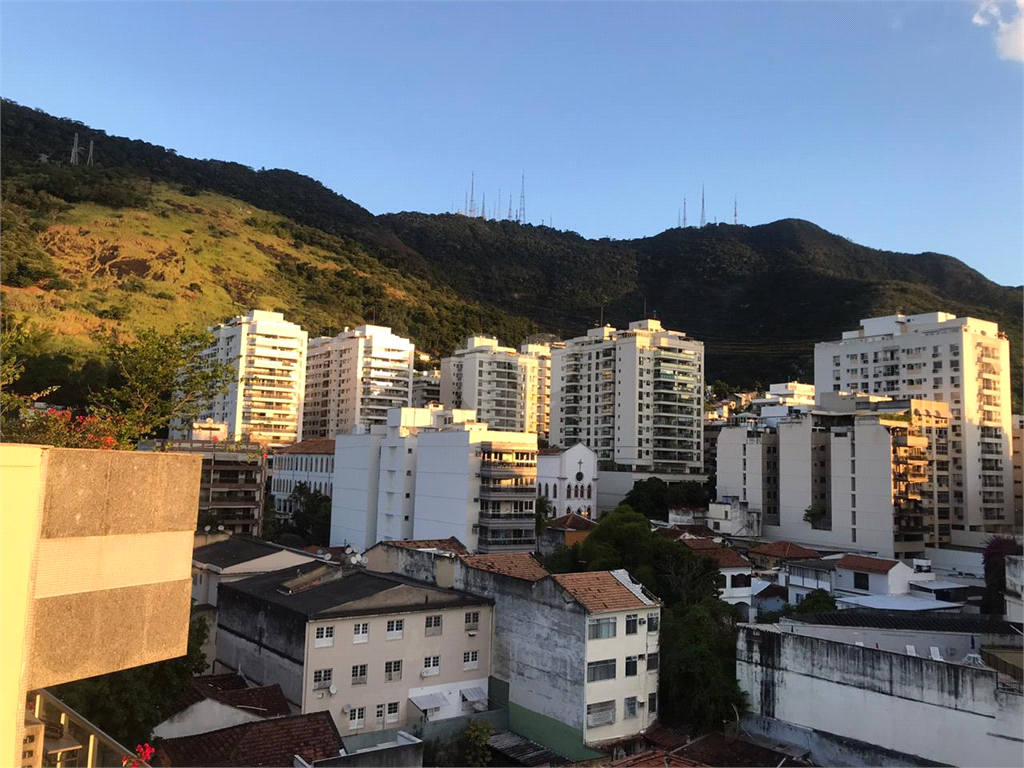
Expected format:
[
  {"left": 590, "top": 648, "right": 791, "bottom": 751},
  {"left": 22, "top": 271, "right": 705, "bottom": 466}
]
[
  {"left": 737, "top": 625, "right": 1023, "bottom": 767},
  {"left": 364, "top": 545, "right": 457, "bottom": 589},
  {"left": 925, "top": 547, "right": 984, "bottom": 578}
]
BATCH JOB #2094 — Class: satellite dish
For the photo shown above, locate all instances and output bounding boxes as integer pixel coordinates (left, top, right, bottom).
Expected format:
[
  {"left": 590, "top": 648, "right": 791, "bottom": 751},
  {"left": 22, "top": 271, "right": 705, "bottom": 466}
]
[
  {"left": 328, "top": 684, "right": 338, "bottom": 696},
  {"left": 360, "top": 555, "right": 369, "bottom": 565},
  {"left": 323, "top": 553, "right": 332, "bottom": 561},
  {"left": 217, "top": 525, "right": 225, "bottom": 532},
  {"left": 344, "top": 546, "right": 354, "bottom": 555},
  {"left": 349, "top": 554, "right": 359, "bottom": 564},
  {"left": 204, "top": 525, "right": 211, "bottom": 533}
]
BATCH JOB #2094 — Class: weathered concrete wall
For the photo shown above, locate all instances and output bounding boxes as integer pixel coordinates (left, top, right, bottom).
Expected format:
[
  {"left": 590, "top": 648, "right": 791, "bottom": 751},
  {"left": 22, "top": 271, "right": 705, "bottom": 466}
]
[
  {"left": 737, "top": 625, "right": 1023, "bottom": 767},
  {"left": 364, "top": 545, "right": 456, "bottom": 588},
  {"left": 778, "top": 620, "right": 1013, "bottom": 661}
]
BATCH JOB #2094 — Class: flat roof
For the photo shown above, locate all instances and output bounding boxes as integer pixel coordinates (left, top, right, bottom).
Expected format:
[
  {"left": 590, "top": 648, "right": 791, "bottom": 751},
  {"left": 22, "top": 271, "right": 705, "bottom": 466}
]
[
  {"left": 193, "top": 537, "right": 287, "bottom": 569},
  {"left": 789, "top": 610, "right": 1023, "bottom": 635},
  {"left": 835, "top": 594, "right": 961, "bottom": 611}
]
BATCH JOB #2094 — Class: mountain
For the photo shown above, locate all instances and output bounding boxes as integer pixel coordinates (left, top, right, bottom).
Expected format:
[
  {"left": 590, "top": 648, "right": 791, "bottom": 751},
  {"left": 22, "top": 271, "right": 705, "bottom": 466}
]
[{"left": 2, "top": 99, "right": 1020, "bottom": 409}]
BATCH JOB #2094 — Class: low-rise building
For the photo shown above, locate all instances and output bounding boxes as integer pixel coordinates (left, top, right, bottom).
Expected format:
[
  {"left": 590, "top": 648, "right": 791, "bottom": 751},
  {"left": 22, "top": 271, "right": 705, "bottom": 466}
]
[
  {"left": 537, "top": 513, "right": 597, "bottom": 556},
  {"left": 270, "top": 438, "right": 335, "bottom": 520},
  {"left": 782, "top": 557, "right": 839, "bottom": 604},
  {"left": 538, "top": 443, "right": 598, "bottom": 518},
  {"left": 153, "top": 674, "right": 291, "bottom": 739},
  {"left": 746, "top": 541, "right": 820, "bottom": 571},
  {"left": 216, "top": 561, "right": 495, "bottom": 734},
  {"left": 680, "top": 539, "right": 754, "bottom": 617},
  {"left": 1005, "top": 555, "right": 1023, "bottom": 623}
]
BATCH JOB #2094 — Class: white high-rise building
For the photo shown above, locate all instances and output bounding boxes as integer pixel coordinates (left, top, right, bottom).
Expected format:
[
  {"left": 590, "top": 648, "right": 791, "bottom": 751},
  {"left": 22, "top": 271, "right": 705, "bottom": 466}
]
[
  {"left": 520, "top": 340, "right": 563, "bottom": 441},
  {"left": 440, "top": 336, "right": 539, "bottom": 433},
  {"left": 717, "top": 393, "right": 952, "bottom": 560},
  {"left": 186, "top": 310, "right": 308, "bottom": 448},
  {"left": 814, "top": 313, "right": 1013, "bottom": 544},
  {"left": 411, "top": 369, "right": 441, "bottom": 407},
  {"left": 551, "top": 320, "right": 704, "bottom": 474},
  {"left": 302, "top": 325, "right": 414, "bottom": 439},
  {"left": 332, "top": 406, "right": 538, "bottom": 553}
]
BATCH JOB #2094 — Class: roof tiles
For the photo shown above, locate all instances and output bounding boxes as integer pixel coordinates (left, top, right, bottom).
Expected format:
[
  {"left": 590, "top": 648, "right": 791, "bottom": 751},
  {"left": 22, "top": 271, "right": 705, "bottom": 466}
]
[
  {"left": 460, "top": 552, "right": 550, "bottom": 581},
  {"left": 551, "top": 570, "right": 658, "bottom": 613},
  {"left": 835, "top": 554, "right": 899, "bottom": 574},
  {"left": 748, "top": 541, "right": 820, "bottom": 560},
  {"left": 276, "top": 438, "right": 335, "bottom": 455},
  {"left": 681, "top": 539, "right": 752, "bottom": 569},
  {"left": 547, "top": 513, "right": 598, "bottom": 531}
]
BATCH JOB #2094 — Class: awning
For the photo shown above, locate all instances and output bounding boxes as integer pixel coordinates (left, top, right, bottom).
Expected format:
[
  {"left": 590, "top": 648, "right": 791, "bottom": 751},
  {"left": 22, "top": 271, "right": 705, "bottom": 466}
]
[
  {"left": 460, "top": 686, "right": 488, "bottom": 703},
  {"left": 409, "top": 692, "right": 450, "bottom": 711}
]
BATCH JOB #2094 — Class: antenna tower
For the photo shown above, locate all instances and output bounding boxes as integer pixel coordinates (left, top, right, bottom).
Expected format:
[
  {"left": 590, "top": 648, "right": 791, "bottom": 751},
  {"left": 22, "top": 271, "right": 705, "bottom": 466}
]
[
  {"left": 734, "top": 196, "right": 738, "bottom": 225},
  {"left": 469, "top": 172, "right": 476, "bottom": 217},
  {"left": 497, "top": 188, "right": 501, "bottom": 219},
  {"left": 517, "top": 173, "right": 526, "bottom": 223},
  {"left": 683, "top": 198, "right": 687, "bottom": 227},
  {"left": 699, "top": 186, "right": 706, "bottom": 228},
  {"left": 70, "top": 132, "right": 80, "bottom": 165},
  {"left": 677, "top": 207, "right": 681, "bottom": 228},
  {"left": 86, "top": 139, "right": 94, "bottom": 166},
  {"left": 508, "top": 197, "right": 514, "bottom": 220},
  {"left": 480, "top": 192, "right": 486, "bottom": 219}
]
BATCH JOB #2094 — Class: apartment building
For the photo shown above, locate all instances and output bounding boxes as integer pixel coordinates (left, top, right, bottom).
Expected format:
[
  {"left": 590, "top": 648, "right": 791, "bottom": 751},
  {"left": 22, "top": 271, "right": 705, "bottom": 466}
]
[
  {"left": 3, "top": 445, "right": 202, "bottom": 768},
  {"left": 1013, "top": 415, "right": 1023, "bottom": 532},
  {"left": 303, "top": 326, "right": 415, "bottom": 439},
  {"left": 814, "top": 313, "right": 1013, "bottom": 544},
  {"left": 551, "top": 320, "right": 703, "bottom": 475},
  {"left": 520, "top": 340, "right": 563, "bottom": 440},
  {"left": 440, "top": 336, "right": 539, "bottom": 433},
  {"left": 332, "top": 406, "right": 537, "bottom": 554},
  {"left": 183, "top": 310, "right": 308, "bottom": 448},
  {"left": 270, "top": 438, "right": 335, "bottom": 519},
  {"left": 412, "top": 370, "right": 441, "bottom": 407},
  {"left": 142, "top": 439, "right": 268, "bottom": 535},
  {"left": 215, "top": 562, "right": 494, "bottom": 735},
  {"left": 717, "top": 394, "right": 952, "bottom": 560}
]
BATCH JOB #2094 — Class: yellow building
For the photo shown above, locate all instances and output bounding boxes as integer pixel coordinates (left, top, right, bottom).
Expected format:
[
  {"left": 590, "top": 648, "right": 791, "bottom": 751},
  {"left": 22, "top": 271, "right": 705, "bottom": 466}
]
[{"left": 2, "top": 444, "right": 202, "bottom": 767}]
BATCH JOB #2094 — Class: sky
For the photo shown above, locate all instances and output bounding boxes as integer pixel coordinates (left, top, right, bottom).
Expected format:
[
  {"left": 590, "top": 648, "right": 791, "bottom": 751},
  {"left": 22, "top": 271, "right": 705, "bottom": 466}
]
[{"left": 2, "top": 1, "right": 1022, "bottom": 285}]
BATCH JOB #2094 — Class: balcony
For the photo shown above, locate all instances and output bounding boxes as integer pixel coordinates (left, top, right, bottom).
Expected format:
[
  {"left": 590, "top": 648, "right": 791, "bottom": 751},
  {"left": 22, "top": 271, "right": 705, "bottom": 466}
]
[
  {"left": 479, "top": 485, "right": 537, "bottom": 499},
  {"left": 27, "top": 690, "right": 143, "bottom": 768}
]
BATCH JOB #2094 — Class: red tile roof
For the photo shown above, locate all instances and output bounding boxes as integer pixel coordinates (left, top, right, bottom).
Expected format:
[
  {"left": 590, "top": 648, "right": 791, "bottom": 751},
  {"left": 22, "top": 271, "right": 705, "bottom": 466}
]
[
  {"left": 547, "top": 513, "right": 598, "bottom": 531},
  {"left": 460, "top": 552, "right": 550, "bottom": 581},
  {"left": 835, "top": 554, "right": 900, "bottom": 574},
  {"left": 675, "top": 733, "right": 803, "bottom": 767},
  {"left": 551, "top": 570, "right": 658, "bottom": 613},
  {"left": 168, "top": 675, "right": 291, "bottom": 720},
  {"left": 748, "top": 541, "right": 820, "bottom": 560},
  {"left": 382, "top": 537, "right": 469, "bottom": 554},
  {"left": 276, "top": 438, "right": 335, "bottom": 455},
  {"left": 681, "top": 539, "right": 752, "bottom": 569},
  {"left": 611, "top": 750, "right": 707, "bottom": 767},
  {"left": 159, "top": 711, "right": 341, "bottom": 767},
  {"left": 642, "top": 724, "right": 691, "bottom": 751}
]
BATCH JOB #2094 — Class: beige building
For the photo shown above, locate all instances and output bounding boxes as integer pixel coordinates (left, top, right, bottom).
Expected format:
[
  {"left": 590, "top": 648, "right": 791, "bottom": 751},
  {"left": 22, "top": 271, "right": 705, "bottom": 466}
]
[
  {"left": 441, "top": 335, "right": 539, "bottom": 433},
  {"left": 303, "top": 326, "right": 415, "bottom": 439},
  {"left": 215, "top": 562, "right": 494, "bottom": 735},
  {"left": 2, "top": 444, "right": 202, "bottom": 768},
  {"left": 520, "top": 340, "right": 563, "bottom": 441},
  {"left": 180, "top": 309, "right": 308, "bottom": 448}
]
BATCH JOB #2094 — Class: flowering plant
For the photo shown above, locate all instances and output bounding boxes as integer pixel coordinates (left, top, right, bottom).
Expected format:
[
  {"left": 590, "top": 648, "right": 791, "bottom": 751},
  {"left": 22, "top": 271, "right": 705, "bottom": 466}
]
[{"left": 122, "top": 743, "right": 155, "bottom": 767}]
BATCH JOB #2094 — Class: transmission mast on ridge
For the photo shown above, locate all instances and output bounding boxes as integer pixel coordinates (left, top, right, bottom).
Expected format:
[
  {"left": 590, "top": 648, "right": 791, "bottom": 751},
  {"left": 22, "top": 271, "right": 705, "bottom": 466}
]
[
  {"left": 508, "top": 197, "right": 514, "bottom": 220},
  {"left": 469, "top": 173, "right": 476, "bottom": 218},
  {"left": 86, "top": 139, "right": 94, "bottom": 167},
  {"left": 683, "top": 198, "right": 687, "bottom": 227},
  {"left": 70, "top": 132, "right": 81, "bottom": 165},
  {"left": 517, "top": 173, "right": 526, "bottom": 223},
  {"left": 481, "top": 192, "right": 486, "bottom": 219},
  {"left": 734, "top": 196, "right": 738, "bottom": 225},
  {"left": 699, "top": 186, "right": 706, "bottom": 228}
]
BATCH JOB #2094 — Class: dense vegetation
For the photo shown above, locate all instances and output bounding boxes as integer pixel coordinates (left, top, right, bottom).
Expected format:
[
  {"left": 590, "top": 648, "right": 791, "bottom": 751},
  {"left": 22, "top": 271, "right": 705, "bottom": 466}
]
[{"left": 2, "top": 98, "right": 1020, "bottom": 409}]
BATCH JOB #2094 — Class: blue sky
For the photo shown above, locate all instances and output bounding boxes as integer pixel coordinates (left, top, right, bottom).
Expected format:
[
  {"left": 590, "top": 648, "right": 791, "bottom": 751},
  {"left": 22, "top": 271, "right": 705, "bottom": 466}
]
[{"left": 2, "top": 1, "right": 1021, "bottom": 285}]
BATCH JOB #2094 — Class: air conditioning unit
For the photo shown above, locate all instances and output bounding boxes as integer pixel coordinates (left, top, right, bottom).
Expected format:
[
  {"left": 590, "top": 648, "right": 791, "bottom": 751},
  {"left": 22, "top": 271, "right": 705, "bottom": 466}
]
[
  {"left": 637, "top": 654, "right": 645, "bottom": 660},
  {"left": 638, "top": 618, "right": 646, "bottom": 625},
  {"left": 468, "top": 631, "right": 477, "bottom": 637},
  {"left": 637, "top": 701, "right": 645, "bottom": 708}
]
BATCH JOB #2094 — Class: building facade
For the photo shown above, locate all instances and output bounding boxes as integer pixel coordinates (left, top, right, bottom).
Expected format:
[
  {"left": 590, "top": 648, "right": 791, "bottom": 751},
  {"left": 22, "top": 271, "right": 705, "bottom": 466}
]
[
  {"left": 270, "top": 438, "right": 335, "bottom": 519},
  {"left": 303, "top": 326, "right": 415, "bottom": 439},
  {"left": 537, "top": 443, "right": 599, "bottom": 518},
  {"left": 331, "top": 407, "right": 537, "bottom": 554},
  {"left": 412, "top": 370, "right": 442, "bottom": 408},
  {"left": 814, "top": 313, "right": 1013, "bottom": 545},
  {"left": 440, "top": 336, "right": 539, "bottom": 433},
  {"left": 551, "top": 320, "right": 703, "bottom": 475},
  {"left": 184, "top": 310, "right": 308, "bottom": 448},
  {"left": 1013, "top": 415, "right": 1023, "bottom": 533},
  {"left": 520, "top": 341, "right": 562, "bottom": 440}
]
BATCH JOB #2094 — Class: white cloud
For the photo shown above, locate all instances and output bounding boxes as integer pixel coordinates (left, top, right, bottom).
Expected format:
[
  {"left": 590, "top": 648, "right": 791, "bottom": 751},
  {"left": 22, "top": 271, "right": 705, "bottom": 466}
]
[{"left": 974, "top": 0, "right": 1024, "bottom": 62}]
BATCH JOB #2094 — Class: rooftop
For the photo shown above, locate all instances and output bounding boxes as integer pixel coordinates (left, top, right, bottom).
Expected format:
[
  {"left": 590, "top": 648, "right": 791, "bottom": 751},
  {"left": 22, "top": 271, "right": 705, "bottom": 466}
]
[
  {"left": 547, "top": 512, "right": 598, "bottom": 531},
  {"left": 784, "top": 558, "right": 840, "bottom": 572},
  {"left": 159, "top": 711, "right": 342, "bottom": 767},
  {"left": 835, "top": 554, "right": 900, "bottom": 574},
  {"left": 378, "top": 537, "right": 469, "bottom": 555},
  {"left": 193, "top": 537, "right": 288, "bottom": 569},
  {"left": 834, "top": 593, "right": 963, "bottom": 612},
  {"left": 460, "top": 552, "right": 550, "bottom": 581},
  {"left": 169, "top": 675, "right": 292, "bottom": 720},
  {"left": 675, "top": 733, "right": 810, "bottom": 768},
  {"left": 748, "top": 541, "right": 820, "bottom": 560},
  {"left": 656, "top": 524, "right": 720, "bottom": 540},
  {"left": 276, "top": 438, "right": 335, "bottom": 455},
  {"left": 220, "top": 562, "right": 490, "bottom": 620},
  {"left": 681, "top": 539, "right": 752, "bottom": 570},
  {"left": 789, "top": 610, "right": 1023, "bottom": 635},
  {"left": 610, "top": 750, "right": 707, "bottom": 767},
  {"left": 551, "top": 569, "right": 660, "bottom": 613},
  {"left": 486, "top": 731, "right": 570, "bottom": 766}
]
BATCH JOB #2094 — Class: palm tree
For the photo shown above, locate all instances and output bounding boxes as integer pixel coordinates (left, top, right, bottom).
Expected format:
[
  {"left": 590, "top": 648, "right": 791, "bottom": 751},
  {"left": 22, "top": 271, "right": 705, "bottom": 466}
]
[{"left": 535, "top": 494, "right": 554, "bottom": 535}]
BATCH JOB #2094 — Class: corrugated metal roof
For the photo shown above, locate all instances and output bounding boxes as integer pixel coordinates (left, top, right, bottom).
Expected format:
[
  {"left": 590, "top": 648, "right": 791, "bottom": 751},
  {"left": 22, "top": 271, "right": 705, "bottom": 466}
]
[
  {"left": 487, "top": 731, "right": 570, "bottom": 766},
  {"left": 789, "top": 610, "right": 1022, "bottom": 635}
]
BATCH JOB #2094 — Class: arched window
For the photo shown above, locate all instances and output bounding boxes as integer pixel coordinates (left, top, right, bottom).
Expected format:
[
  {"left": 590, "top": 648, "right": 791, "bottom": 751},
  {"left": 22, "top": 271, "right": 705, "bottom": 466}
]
[
  {"left": 586, "top": 484, "right": 592, "bottom": 499},
  {"left": 544, "top": 483, "right": 549, "bottom": 497},
  {"left": 566, "top": 484, "right": 571, "bottom": 498},
  {"left": 553, "top": 484, "right": 557, "bottom": 498}
]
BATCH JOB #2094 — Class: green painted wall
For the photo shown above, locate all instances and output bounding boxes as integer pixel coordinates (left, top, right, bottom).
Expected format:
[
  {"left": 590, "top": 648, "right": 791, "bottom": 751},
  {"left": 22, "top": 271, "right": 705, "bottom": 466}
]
[{"left": 507, "top": 702, "right": 604, "bottom": 762}]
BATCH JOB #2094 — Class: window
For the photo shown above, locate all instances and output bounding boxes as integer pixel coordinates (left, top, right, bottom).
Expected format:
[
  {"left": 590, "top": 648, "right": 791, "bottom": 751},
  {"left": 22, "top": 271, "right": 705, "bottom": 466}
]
[
  {"left": 648, "top": 692, "right": 658, "bottom": 713},
  {"left": 625, "top": 655, "right": 638, "bottom": 676},
  {"left": 587, "top": 658, "right": 616, "bottom": 682},
  {"left": 624, "top": 696, "right": 638, "bottom": 719},
  {"left": 425, "top": 615, "right": 443, "bottom": 636},
  {"left": 348, "top": 706, "right": 365, "bottom": 730},
  {"left": 463, "top": 650, "right": 479, "bottom": 670},
  {"left": 625, "top": 614, "right": 638, "bottom": 635},
  {"left": 587, "top": 700, "right": 616, "bottom": 727},
  {"left": 647, "top": 652, "right": 660, "bottom": 671},
  {"left": 647, "top": 613, "right": 659, "bottom": 633},
  {"left": 465, "top": 611, "right": 480, "bottom": 631},
  {"left": 385, "top": 660, "right": 403, "bottom": 681},
  {"left": 351, "top": 664, "right": 367, "bottom": 685},
  {"left": 376, "top": 704, "right": 385, "bottom": 720},
  {"left": 387, "top": 619, "right": 404, "bottom": 640},
  {"left": 588, "top": 617, "right": 617, "bottom": 640},
  {"left": 353, "top": 622, "right": 368, "bottom": 644},
  {"left": 853, "top": 572, "right": 869, "bottom": 591},
  {"left": 386, "top": 702, "right": 400, "bottom": 724},
  {"left": 423, "top": 656, "right": 440, "bottom": 676},
  {"left": 314, "top": 625, "right": 334, "bottom": 648},
  {"left": 313, "top": 668, "right": 333, "bottom": 690}
]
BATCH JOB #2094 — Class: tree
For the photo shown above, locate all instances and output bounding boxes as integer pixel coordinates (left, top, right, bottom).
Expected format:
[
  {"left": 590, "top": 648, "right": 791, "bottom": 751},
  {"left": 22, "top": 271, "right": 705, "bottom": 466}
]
[
  {"left": 287, "top": 482, "right": 332, "bottom": 547},
  {"left": 623, "top": 478, "right": 707, "bottom": 520},
  {"left": 89, "top": 326, "right": 236, "bottom": 444},
  {"left": 50, "top": 611, "right": 209, "bottom": 747},
  {"left": 795, "top": 588, "right": 836, "bottom": 614},
  {"left": 535, "top": 494, "right": 554, "bottom": 535},
  {"left": 456, "top": 719, "right": 494, "bottom": 767},
  {"left": 982, "top": 536, "right": 1023, "bottom": 615}
]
